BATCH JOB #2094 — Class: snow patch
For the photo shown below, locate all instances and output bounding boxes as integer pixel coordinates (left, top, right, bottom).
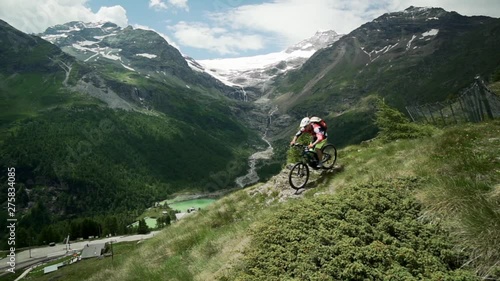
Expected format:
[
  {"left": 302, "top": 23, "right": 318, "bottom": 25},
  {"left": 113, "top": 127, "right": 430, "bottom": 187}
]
[
  {"left": 360, "top": 47, "right": 370, "bottom": 57},
  {"left": 374, "top": 43, "right": 398, "bottom": 55},
  {"left": 136, "top": 53, "right": 157, "bottom": 59},
  {"left": 422, "top": 29, "right": 439, "bottom": 37},
  {"left": 72, "top": 43, "right": 122, "bottom": 61},
  {"left": 121, "top": 64, "right": 135, "bottom": 71},
  {"left": 404, "top": 7, "right": 432, "bottom": 13},
  {"left": 57, "top": 25, "right": 81, "bottom": 33},
  {"left": 199, "top": 49, "right": 315, "bottom": 71},
  {"left": 72, "top": 43, "right": 89, "bottom": 51},
  {"left": 83, "top": 22, "right": 106, "bottom": 29},
  {"left": 41, "top": 33, "right": 67, "bottom": 43},
  {"left": 102, "top": 51, "right": 121, "bottom": 61},
  {"left": 202, "top": 68, "right": 238, "bottom": 87},
  {"left": 187, "top": 61, "right": 204, "bottom": 72},
  {"left": 362, "top": 43, "right": 399, "bottom": 62},
  {"left": 94, "top": 34, "right": 117, "bottom": 40},
  {"left": 84, "top": 53, "right": 99, "bottom": 62},
  {"left": 301, "top": 43, "right": 313, "bottom": 49},
  {"left": 78, "top": 40, "right": 99, "bottom": 46},
  {"left": 406, "top": 35, "right": 417, "bottom": 51}
]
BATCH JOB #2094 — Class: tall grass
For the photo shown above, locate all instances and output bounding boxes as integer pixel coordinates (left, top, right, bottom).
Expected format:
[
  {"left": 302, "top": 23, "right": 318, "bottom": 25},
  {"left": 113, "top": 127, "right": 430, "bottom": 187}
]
[{"left": 417, "top": 121, "right": 500, "bottom": 278}]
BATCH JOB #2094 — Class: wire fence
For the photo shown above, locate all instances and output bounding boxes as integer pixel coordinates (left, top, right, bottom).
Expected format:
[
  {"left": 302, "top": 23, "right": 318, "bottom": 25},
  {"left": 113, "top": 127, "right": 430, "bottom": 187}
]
[{"left": 405, "top": 77, "right": 500, "bottom": 126}]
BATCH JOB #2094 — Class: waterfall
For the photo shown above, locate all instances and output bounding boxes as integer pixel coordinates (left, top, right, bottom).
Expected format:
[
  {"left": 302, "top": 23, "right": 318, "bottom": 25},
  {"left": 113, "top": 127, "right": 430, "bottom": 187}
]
[
  {"left": 235, "top": 106, "right": 278, "bottom": 188},
  {"left": 240, "top": 86, "right": 248, "bottom": 102}
]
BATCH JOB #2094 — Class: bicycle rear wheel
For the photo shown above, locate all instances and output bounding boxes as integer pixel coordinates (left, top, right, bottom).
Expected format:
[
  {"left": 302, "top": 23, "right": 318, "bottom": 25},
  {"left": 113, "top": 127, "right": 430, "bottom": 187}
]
[
  {"left": 321, "top": 144, "right": 337, "bottom": 169},
  {"left": 289, "top": 163, "right": 309, "bottom": 190}
]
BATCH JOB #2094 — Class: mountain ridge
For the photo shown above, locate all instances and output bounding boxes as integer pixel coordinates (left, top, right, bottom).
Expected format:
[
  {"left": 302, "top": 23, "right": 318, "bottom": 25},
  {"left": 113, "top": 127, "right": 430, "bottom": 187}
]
[
  {"left": 268, "top": 6, "right": 500, "bottom": 147},
  {"left": 194, "top": 30, "right": 342, "bottom": 92},
  {"left": 39, "top": 21, "right": 235, "bottom": 100}
]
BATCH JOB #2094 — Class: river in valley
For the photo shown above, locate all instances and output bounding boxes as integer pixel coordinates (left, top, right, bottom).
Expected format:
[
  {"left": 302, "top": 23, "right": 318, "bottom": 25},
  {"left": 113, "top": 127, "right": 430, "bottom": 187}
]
[{"left": 235, "top": 106, "right": 278, "bottom": 187}]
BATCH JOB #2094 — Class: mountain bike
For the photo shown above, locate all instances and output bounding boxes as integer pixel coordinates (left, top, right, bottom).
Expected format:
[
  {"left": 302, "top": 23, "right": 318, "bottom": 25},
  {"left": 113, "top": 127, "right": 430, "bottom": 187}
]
[{"left": 288, "top": 143, "right": 337, "bottom": 190}]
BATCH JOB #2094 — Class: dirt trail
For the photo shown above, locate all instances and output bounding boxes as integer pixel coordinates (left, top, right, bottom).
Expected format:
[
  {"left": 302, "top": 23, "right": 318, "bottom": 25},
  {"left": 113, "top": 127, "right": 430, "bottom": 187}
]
[{"left": 246, "top": 164, "right": 343, "bottom": 203}]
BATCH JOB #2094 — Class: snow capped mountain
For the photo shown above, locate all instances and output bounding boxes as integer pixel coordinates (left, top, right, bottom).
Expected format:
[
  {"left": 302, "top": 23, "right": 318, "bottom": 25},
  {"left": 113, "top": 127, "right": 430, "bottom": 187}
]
[
  {"left": 39, "top": 21, "right": 234, "bottom": 99},
  {"left": 192, "top": 30, "right": 343, "bottom": 89},
  {"left": 40, "top": 22, "right": 341, "bottom": 99},
  {"left": 40, "top": 21, "right": 177, "bottom": 71},
  {"left": 285, "top": 30, "right": 341, "bottom": 53}
]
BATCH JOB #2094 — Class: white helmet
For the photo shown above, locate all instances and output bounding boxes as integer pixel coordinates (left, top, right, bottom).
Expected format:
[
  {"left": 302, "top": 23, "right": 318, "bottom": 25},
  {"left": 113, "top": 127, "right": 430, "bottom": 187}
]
[{"left": 299, "top": 117, "right": 310, "bottom": 128}]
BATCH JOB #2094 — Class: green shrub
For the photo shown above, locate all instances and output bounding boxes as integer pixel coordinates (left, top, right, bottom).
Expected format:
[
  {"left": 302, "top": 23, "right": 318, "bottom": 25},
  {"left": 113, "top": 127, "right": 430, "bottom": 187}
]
[
  {"left": 375, "top": 99, "right": 435, "bottom": 142},
  {"left": 287, "top": 134, "right": 311, "bottom": 163},
  {"left": 230, "top": 179, "right": 477, "bottom": 280}
]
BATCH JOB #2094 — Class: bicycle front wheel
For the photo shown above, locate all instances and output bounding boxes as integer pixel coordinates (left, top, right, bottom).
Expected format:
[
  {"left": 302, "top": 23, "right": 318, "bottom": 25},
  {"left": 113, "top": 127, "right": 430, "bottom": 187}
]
[
  {"left": 289, "top": 163, "right": 309, "bottom": 190},
  {"left": 321, "top": 144, "right": 337, "bottom": 169}
]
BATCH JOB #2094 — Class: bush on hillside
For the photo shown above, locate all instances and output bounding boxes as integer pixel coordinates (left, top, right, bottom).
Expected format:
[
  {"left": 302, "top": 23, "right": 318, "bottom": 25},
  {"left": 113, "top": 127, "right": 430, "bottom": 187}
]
[
  {"left": 375, "top": 99, "right": 435, "bottom": 142},
  {"left": 286, "top": 134, "right": 312, "bottom": 164},
  {"left": 229, "top": 179, "right": 477, "bottom": 280}
]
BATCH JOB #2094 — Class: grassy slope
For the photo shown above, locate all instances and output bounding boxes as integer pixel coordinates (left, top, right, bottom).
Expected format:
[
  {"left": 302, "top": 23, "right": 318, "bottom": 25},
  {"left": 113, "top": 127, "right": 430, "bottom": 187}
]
[{"left": 25, "top": 120, "right": 498, "bottom": 281}]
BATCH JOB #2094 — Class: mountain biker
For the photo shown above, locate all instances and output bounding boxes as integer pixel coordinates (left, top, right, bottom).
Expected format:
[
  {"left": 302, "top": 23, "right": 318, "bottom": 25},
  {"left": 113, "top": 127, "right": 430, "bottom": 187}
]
[{"left": 290, "top": 117, "right": 328, "bottom": 168}]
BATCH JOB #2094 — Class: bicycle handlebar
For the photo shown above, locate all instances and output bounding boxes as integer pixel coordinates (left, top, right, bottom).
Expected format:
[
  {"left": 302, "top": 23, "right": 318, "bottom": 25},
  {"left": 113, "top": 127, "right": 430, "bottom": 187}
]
[{"left": 291, "top": 143, "right": 312, "bottom": 151}]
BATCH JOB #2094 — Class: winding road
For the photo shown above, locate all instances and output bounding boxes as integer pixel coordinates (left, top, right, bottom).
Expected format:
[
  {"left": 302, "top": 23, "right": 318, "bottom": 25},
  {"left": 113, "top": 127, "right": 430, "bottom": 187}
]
[{"left": 0, "top": 231, "right": 159, "bottom": 278}]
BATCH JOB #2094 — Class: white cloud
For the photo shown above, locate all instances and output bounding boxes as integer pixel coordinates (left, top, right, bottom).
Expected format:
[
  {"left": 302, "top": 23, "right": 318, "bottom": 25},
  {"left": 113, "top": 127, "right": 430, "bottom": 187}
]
[
  {"left": 168, "top": 0, "right": 189, "bottom": 11},
  {"left": 149, "top": 0, "right": 168, "bottom": 10},
  {"left": 94, "top": 6, "right": 128, "bottom": 27},
  {"left": 170, "top": 0, "right": 374, "bottom": 54},
  {"left": 208, "top": 0, "right": 383, "bottom": 47},
  {"left": 171, "top": 0, "right": 500, "bottom": 56},
  {"left": 170, "top": 21, "right": 265, "bottom": 55},
  {"left": 149, "top": 0, "right": 189, "bottom": 11},
  {"left": 0, "top": 0, "right": 128, "bottom": 34}
]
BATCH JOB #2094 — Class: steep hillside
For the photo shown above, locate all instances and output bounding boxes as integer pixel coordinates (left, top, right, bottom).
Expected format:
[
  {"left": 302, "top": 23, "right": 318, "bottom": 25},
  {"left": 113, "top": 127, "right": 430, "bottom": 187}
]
[
  {"left": 269, "top": 7, "right": 500, "bottom": 147},
  {"left": 23, "top": 118, "right": 499, "bottom": 281},
  {"left": 0, "top": 20, "right": 91, "bottom": 129}
]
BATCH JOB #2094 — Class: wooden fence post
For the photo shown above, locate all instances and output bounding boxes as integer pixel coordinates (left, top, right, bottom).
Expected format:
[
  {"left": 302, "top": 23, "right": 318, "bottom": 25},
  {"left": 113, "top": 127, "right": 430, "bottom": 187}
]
[
  {"left": 476, "top": 78, "right": 495, "bottom": 120},
  {"left": 449, "top": 101, "right": 458, "bottom": 124}
]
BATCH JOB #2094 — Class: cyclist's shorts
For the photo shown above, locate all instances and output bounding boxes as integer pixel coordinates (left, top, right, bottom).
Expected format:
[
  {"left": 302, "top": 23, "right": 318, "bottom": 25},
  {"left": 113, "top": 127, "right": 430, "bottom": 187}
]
[{"left": 314, "top": 139, "right": 327, "bottom": 150}]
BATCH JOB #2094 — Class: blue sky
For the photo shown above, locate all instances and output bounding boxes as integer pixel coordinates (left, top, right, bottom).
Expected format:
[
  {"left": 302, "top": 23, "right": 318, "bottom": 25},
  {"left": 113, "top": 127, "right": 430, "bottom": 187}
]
[{"left": 1, "top": 0, "right": 500, "bottom": 60}]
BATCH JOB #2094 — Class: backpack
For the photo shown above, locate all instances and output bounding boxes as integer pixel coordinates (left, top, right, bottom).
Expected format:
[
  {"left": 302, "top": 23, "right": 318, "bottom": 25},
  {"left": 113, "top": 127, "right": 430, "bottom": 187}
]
[{"left": 310, "top": 116, "right": 327, "bottom": 131}]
